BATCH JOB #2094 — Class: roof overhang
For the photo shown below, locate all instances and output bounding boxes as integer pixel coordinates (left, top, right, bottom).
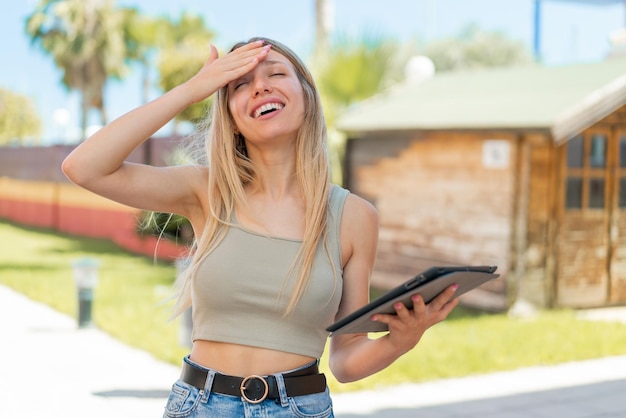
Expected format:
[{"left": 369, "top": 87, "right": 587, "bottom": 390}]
[{"left": 551, "top": 74, "right": 626, "bottom": 143}]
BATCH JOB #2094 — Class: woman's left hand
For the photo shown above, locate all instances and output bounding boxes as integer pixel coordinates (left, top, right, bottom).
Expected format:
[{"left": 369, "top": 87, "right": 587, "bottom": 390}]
[{"left": 371, "top": 284, "right": 459, "bottom": 354}]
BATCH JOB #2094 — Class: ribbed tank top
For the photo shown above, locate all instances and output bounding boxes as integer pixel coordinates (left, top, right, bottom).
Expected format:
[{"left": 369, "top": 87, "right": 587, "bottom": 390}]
[{"left": 191, "top": 185, "right": 349, "bottom": 358}]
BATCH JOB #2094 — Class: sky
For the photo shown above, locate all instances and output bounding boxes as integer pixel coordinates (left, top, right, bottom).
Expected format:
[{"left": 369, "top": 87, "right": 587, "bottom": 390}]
[{"left": 1, "top": 0, "right": 624, "bottom": 144}]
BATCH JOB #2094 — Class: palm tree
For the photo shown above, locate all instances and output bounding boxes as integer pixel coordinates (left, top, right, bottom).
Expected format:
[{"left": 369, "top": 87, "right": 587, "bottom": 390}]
[
  {"left": 121, "top": 9, "right": 170, "bottom": 105},
  {"left": 26, "top": 0, "right": 128, "bottom": 139},
  {"left": 156, "top": 12, "right": 215, "bottom": 132}
]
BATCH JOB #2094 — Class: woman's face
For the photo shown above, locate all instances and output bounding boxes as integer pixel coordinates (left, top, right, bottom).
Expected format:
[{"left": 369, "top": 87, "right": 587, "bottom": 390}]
[{"left": 227, "top": 49, "right": 305, "bottom": 149}]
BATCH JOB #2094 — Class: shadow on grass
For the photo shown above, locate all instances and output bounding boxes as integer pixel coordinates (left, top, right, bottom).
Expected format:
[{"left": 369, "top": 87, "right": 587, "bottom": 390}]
[
  {"left": 46, "top": 238, "right": 138, "bottom": 257},
  {"left": 0, "top": 264, "right": 65, "bottom": 272}
]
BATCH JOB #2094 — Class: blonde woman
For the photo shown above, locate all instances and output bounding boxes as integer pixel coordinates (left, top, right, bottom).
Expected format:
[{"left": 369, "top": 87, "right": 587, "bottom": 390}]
[{"left": 62, "top": 38, "right": 459, "bottom": 417}]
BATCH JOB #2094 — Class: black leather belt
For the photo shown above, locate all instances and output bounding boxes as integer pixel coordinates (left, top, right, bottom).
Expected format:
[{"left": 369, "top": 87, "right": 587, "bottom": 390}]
[{"left": 181, "top": 360, "right": 327, "bottom": 404}]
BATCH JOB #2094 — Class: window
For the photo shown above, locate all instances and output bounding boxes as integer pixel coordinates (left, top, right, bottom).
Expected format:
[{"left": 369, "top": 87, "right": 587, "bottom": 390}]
[
  {"left": 589, "top": 178, "right": 605, "bottom": 209},
  {"left": 566, "top": 177, "right": 583, "bottom": 209},
  {"left": 564, "top": 132, "right": 607, "bottom": 210},
  {"left": 620, "top": 178, "right": 626, "bottom": 208},
  {"left": 589, "top": 134, "right": 606, "bottom": 168},
  {"left": 567, "top": 135, "right": 584, "bottom": 168}
]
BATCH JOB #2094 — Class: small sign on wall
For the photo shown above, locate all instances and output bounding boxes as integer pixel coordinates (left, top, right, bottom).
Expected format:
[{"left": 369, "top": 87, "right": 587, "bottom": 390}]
[{"left": 482, "top": 140, "right": 510, "bottom": 169}]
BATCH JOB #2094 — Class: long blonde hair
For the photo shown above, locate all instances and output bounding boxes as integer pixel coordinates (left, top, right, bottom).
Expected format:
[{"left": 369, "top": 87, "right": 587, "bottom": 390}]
[{"left": 173, "top": 37, "right": 332, "bottom": 316}]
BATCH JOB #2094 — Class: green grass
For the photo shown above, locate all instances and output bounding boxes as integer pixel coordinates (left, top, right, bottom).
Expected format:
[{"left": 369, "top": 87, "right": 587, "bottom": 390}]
[{"left": 2, "top": 220, "right": 626, "bottom": 393}]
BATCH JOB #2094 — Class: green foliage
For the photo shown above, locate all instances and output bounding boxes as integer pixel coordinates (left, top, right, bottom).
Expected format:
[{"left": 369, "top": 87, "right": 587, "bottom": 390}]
[
  {"left": 156, "top": 13, "right": 215, "bottom": 129},
  {"left": 422, "top": 23, "right": 535, "bottom": 72},
  {"left": 0, "top": 88, "right": 42, "bottom": 145},
  {"left": 137, "top": 211, "right": 194, "bottom": 246},
  {"left": 120, "top": 8, "right": 166, "bottom": 63},
  {"left": 314, "top": 33, "right": 403, "bottom": 125}
]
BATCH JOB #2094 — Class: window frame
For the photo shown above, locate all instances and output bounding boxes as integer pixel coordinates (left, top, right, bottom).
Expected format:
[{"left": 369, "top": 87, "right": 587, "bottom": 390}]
[{"left": 563, "top": 130, "right": 611, "bottom": 212}]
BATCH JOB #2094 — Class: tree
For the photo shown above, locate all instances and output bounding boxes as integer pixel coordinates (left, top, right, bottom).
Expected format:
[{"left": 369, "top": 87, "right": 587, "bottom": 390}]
[
  {"left": 120, "top": 8, "right": 171, "bottom": 105},
  {"left": 314, "top": 33, "right": 403, "bottom": 125},
  {"left": 156, "top": 13, "right": 215, "bottom": 132},
  {"left": 422, "top": 24, "right": 535, "bottom": 72},
  {"left": 26, "top": 0, "right": 129, "bottom": 139},
  {"left": 0, "top": 88, "right": 42, "bottom": 145}
]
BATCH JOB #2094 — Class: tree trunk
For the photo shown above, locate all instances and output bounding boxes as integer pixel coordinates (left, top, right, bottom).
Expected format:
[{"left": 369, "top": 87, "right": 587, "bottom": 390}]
[
  {"left": 80, "top": 90, "right": 89, "bottom": 141},
  {"left": 315, "top": 0, "right": 333, "bottom": 57},
  {"left": 141, "top": 58, "right": 150, "bottom": 105},
  {"left": 99, "top": 96, "right": 107, "bottom": 126}
]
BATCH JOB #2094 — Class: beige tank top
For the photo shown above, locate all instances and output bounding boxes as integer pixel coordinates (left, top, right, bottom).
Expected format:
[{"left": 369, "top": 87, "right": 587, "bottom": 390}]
[{"left": 191, "top": 185, "right": 349, "bottom": 358}]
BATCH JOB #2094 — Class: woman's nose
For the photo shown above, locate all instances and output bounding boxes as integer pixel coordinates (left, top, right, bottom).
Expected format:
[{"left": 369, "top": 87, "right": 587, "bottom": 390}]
[{"left": 253, "top": 77, "right": 271, "bottom": 96}]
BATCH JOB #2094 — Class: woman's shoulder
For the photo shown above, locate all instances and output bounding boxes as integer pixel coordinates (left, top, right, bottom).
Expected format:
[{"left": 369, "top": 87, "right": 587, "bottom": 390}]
[
  {"left": 336, "top": 187, "right": 378, "bottom": 229},
  {"left": 337, "top": 188, "right": 378, "bottom": 269}
]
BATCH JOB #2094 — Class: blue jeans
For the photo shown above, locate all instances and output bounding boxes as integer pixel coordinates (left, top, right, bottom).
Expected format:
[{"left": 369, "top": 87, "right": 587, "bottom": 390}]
[{"left": 163, "top": 357, "right": 334, "bottom": 417}]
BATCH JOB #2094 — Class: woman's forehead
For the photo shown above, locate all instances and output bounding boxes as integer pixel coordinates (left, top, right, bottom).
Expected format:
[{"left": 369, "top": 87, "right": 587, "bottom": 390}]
[
  {"left": 263, "top": 50, "right": 295, "bottom": 68},
  {"left": 235, "top": 50, "right": 297, "bottom": 80}
]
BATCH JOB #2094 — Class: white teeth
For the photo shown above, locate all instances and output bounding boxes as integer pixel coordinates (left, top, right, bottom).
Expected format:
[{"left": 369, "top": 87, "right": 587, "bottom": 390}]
[{"left": 254, "top": 103, "right": 284, "bottom": 118}]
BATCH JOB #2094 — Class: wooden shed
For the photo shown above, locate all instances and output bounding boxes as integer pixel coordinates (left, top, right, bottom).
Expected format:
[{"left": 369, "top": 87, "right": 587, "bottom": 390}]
[{"left": 337, "top": 58, "right": 626, "bottom": 311}]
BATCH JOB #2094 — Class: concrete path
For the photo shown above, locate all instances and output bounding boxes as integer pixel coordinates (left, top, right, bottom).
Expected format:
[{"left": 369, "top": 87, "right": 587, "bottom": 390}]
[{"left": 2, "top": 284, "right": 625, "bottom": 417}]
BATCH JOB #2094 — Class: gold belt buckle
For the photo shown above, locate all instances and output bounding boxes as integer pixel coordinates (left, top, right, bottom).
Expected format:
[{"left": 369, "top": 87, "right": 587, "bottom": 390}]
[{"left": 240, "top": 375, "right": 269, "bottom": 404}]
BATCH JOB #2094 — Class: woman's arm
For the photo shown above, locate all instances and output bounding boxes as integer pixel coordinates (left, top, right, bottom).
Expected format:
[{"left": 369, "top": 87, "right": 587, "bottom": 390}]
[
  {"left": 329, "top": 194, "right": 459, "bottom": 383},
  {"left": 62, "top": 41, "right": 271, "bottom": 217}
]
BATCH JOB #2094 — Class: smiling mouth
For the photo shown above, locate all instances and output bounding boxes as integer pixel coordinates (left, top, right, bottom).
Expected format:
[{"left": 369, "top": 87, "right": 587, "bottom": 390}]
[{"left": 253, "top": 103, "right": 284, "bottom": 118}]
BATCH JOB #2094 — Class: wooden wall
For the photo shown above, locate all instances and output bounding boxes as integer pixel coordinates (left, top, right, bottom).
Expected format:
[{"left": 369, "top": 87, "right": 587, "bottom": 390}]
[
  {"left": 346, "top": 131, "right": 515, "bottom": 310},
  {"left": 520, "top": 134, "right": 555, "bottom": 308}
]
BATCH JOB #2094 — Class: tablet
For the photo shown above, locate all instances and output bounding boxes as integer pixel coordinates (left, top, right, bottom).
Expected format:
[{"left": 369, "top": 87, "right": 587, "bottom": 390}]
[{"left": 326, "top": 265, "right": 499, "bottom": 335}]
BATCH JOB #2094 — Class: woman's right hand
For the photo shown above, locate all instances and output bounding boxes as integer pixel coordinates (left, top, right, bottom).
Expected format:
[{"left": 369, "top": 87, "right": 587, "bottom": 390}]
[{"left": 183, "top": 40, "right": 271, "bottom": 104}]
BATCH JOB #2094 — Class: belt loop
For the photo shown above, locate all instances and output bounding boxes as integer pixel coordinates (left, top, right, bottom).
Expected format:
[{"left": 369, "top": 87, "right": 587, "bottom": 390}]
[
  {"left": 272, "top": 372, "right": 289, "bottom": 407},
  {"left": 201, "top": 369, "right": 216, "bottom": 404}
]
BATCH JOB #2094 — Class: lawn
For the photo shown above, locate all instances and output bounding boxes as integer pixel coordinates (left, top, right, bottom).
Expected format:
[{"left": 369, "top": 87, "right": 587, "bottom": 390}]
[{"left": 2, "top": 220, "right": 626, "bottom": 393}]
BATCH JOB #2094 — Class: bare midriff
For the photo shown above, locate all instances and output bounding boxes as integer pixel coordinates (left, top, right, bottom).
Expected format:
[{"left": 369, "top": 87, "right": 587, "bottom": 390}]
[{"left": 190, "top": 340, "right": 316, "bottom": 376}]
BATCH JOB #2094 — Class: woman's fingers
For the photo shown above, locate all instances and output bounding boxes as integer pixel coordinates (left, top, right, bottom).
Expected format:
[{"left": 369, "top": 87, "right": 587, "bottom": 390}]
[
  {"left": 372, "top": 284, "right": 459, "bottom": 325},
  {"left": 187, "top": 41, "right": 270, "bottom": 101},
  {"left": 213, "top": 42, "right": 271, "bottom": 81},
  {"left": 223, "top": 41, "right": 269, "bottom": 68},
  {"left": 428, "top": 284, "right": 459, "bottom": 311}
]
